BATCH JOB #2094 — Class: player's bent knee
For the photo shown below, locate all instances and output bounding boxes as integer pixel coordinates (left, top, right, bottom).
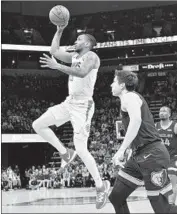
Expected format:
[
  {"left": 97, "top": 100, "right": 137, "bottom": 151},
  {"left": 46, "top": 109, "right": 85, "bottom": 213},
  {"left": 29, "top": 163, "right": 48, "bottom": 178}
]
[
  {"left": 109, "top": 186, "right": 123, "bottom": 205},
  {"left": 109, "top": 177, "right": 132, "bottom": 206},
  {"left": 32, "top": 119, "right": 42, "bottom": 132},
  {"left": 109, "top": 189, "right": 125, "bottom": 207},
  {"left": 32, "top": 120, "right": 37, "bottom": 131}
]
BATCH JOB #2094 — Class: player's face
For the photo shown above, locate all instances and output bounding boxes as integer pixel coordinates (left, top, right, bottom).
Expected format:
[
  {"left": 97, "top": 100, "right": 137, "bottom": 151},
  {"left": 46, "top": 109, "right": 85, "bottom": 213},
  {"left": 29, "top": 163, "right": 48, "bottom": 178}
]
[
  {"left": 159, "top": 107, "right": 170, "bottom": 120},
  {"left": 111, "top": 76, "right": 122, "bottom": 96},
  {"left": 74, "top": 35, "right": 88, "bottom": 52}
]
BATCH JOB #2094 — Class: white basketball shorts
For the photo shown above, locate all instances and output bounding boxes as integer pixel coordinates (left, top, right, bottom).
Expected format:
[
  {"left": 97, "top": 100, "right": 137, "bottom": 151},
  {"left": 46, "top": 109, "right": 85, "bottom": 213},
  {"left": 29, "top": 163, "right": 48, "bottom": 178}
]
[{"left": 47, "top": 96, "right": 94, "bottom": 137}]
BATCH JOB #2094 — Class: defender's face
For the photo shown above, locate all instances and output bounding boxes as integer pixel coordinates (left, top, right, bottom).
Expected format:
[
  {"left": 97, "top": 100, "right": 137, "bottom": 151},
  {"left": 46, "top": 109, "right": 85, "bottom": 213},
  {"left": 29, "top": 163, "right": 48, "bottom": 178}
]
[
  {"left": 111, "top": 76, "right": 122, "bottom": 96},
  {"left": 74, "top": 35, "right": 88, "bottom": 51},
  {"left": 159, "top": 107, "right": 170, "bottom": 120}
]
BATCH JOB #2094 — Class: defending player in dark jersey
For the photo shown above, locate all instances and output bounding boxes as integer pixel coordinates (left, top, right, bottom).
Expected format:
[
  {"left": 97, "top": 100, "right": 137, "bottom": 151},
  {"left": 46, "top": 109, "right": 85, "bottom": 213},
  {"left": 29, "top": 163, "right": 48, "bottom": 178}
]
[
  {"left": 109, "top": 69, "right": 177, "bottom": 213},
  {"left": 156, "top": 106, "right": 177, "bottom": 205}
]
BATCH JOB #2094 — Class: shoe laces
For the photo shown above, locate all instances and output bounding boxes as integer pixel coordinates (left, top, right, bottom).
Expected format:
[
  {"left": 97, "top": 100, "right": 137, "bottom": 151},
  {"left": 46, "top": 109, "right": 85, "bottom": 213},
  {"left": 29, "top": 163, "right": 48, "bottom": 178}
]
[{"left": 96, "top": 191, "right": 105, "bottom": 203}]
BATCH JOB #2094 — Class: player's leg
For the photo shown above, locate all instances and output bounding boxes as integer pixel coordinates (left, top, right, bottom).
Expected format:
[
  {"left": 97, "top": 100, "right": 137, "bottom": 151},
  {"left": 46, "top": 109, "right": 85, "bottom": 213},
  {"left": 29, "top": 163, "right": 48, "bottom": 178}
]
[
  {"left": 71, "top": 100, "right": 103, "bottom": 188},
  {"left": 71, "top": 100, "right": 110, "bottom": 209},
  {"left": 32, "top": 100, "right": 70, "bottom": 154},
  {"left": 168, "top": 174, "right": 177, "bottom": 205},
  {"left": 168, "top": 157, "right": 177, "bottom": 205},
  {"left": 109, "top": 158, "right": 143, "bottom": 214},
  {"left": 138, "top": 142, "right": 177, "bottom": 213}
]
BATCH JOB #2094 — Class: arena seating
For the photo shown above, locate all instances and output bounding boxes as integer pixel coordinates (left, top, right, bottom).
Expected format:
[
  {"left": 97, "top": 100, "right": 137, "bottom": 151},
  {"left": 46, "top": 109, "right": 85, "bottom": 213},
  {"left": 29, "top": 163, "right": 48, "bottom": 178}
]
[{"left": 2, "top": 4, "right": 177, "bottom": 45}]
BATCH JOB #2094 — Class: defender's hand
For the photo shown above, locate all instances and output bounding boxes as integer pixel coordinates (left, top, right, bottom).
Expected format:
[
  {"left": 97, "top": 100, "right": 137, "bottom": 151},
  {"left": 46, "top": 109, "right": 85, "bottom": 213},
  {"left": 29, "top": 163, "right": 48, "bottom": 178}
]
[{"left": 112, "top": 149, "right": 125, "bottom": 168}]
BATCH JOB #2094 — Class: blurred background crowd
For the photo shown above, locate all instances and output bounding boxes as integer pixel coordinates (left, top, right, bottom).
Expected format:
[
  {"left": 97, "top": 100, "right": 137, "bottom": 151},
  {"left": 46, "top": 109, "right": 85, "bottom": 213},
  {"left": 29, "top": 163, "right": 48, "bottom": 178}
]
[
  {"left": 2, "top": 72, "right": 177, "bottom": 134},
  {"left": 2, "top": 162, "right": 117, "bottom": 191},
  {"left": 2, "top": 3, "right": 177, "bottom": 45}
]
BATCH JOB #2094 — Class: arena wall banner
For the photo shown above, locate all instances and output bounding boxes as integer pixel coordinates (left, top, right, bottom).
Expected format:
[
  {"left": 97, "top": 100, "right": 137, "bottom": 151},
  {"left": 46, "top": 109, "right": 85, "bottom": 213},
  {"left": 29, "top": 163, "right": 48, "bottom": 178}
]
[
  {"left": 123, "top": 65, "right": 139, "bottom": 72},
  {"left": 2, "top": 134, "right": 47, "bottom": 143},
  {"left": 2, "top": 36, "right": 177, "bottom": 51},
  {"left": 95, "top": 36, "right": 177, "bottom": 48},
  {"left": 139, "top": 62, "right": 176, "bottom": 71}
]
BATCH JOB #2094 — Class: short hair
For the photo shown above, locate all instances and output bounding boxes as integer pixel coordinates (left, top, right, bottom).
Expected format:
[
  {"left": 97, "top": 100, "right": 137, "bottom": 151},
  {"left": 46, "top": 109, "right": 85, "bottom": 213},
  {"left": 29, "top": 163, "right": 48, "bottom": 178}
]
[
  {"left": 115, "top": 69, "right": 138, "bottom": 91},
  {"left": 84, "top": 34, "right": 97, "bottom": 49},
  {"left": 160, "top": 106, "right": 171, "bottom": 115}
]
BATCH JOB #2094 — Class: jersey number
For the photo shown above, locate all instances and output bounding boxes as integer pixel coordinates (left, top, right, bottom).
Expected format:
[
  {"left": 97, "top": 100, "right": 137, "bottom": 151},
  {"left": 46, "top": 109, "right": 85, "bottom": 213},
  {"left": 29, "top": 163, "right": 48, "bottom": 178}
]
[{"left": 162, "top": 138, "right": 170, "bottom": 146}]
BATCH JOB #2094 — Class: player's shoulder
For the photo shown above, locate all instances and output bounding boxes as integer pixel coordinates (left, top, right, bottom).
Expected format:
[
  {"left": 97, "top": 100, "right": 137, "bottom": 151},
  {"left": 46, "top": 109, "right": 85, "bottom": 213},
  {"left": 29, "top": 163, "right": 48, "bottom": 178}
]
[
  {"left": 87, "top": 50, "right": 99, "bottom": 57},
  {"left": 86, "top": 51, "right": 100, "bottom": 61},
  {"left": 121, "top": 92, "right": 142, "bottom": 111},
  {"left": 124, "top": 92, "right": 142, "bottom": 103},
  {"left": 85, "top": 51, "right": 100, "bottom": 68},
  {"left": 172, "top": 120, "right": 177, "bottom": 126},
  {"left": 172, "top": 120, "right": 177, "bottom": 134}
]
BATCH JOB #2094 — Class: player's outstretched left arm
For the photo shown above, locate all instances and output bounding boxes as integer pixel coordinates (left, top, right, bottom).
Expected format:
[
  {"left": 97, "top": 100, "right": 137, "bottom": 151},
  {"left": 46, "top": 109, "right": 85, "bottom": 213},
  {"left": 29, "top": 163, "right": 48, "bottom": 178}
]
[
  {"left": 120, "top": 95, "right": 142, "bottom": 152},
  {"left": 40, "top": 52, "right": 100, "bottom": 78},
  {"left": 112, "top": 94, "right": 142, "bottom": 165}
]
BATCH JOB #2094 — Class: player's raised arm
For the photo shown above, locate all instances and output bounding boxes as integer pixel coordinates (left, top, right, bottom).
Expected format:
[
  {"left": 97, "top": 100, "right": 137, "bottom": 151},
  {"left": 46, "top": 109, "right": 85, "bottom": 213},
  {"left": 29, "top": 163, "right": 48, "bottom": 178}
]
[{"left": 50, "top": 26, "right": 74, "bottom": 64}]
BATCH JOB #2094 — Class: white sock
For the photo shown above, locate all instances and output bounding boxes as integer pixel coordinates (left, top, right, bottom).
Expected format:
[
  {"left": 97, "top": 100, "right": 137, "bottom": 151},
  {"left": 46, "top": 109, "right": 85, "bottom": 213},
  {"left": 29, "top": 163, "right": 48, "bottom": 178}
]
[{"left": 74, "top": 137, "right": 103, "bottom": 189}]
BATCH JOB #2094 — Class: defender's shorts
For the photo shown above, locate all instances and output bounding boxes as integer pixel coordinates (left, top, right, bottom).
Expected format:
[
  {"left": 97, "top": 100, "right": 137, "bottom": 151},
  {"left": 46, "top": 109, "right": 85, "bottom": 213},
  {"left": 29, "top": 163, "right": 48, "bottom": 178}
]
[{"left": 117, "top": 141, "right": 173, "bottom": 198}]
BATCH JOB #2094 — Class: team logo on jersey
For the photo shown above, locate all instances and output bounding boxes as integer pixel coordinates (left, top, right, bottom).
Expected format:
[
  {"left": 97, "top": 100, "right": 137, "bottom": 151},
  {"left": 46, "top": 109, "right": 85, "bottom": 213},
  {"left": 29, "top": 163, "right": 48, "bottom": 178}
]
[{"left": 151, "top": 169, "right": 167, "bottom": 187}]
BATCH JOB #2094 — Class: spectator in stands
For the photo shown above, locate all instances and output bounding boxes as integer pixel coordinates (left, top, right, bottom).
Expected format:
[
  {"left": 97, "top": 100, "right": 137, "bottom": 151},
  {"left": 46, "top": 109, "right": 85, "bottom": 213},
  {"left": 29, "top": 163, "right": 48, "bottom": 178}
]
[
  {"left": 42, "top": 167, "right": 50, "bottom": 188},
  {"left": 75, "top": 169, "right": 83, "bottom": 187},
  {"left": 6, "top": 166, "right": 17, "bottom": 190},
  {"left": 28, "top": 168, "right": 37, "bottom": 189},
  {"left": 82, "top": 166, "right": 89, "bottom": 187},
  {"left": 37, "top": 170, "right": 45, "bottom": 188},
  {"left": 62, "top": 167, "right": 71, "bottom": 188},
  {"left": 49, "top": 167, "right": 57, "bottom": 188},
  {"left": 102, "top": 168, "right": 111, "bottom": 181},
  {"left": 53, "top": 170, "right": 62, "bottom": 189},
  {"left": 1, "top": 171, "right": 10, "bottom": 191}
]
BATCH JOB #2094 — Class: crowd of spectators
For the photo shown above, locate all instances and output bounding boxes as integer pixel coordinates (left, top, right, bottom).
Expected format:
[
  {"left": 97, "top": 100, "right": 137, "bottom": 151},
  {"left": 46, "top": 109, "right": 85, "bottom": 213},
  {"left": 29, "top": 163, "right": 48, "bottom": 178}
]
[
  {"left": 2, "top": 71, "right": 177, "bottom": 135},
  {"left": 2, "top": 4, "right": 177, "bottom": 45},
  {"left": 2, "top": 161, "right": 118, "bottom": 191},
  {"left": 1, "top": 165, "right": 21, "bottom": 191}
]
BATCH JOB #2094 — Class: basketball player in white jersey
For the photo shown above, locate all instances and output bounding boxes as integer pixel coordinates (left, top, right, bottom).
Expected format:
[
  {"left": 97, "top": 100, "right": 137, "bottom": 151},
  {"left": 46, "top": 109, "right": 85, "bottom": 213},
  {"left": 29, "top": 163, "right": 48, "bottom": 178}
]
[{"left": 33, "top": 25, "right": 110, "bottom": 209}]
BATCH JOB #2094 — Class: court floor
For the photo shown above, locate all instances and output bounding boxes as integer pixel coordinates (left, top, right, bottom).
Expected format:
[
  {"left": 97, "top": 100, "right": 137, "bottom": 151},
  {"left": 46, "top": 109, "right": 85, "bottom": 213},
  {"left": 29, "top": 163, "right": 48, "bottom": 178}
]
[{"left": 2, "top": 186, "right": 156, "bottom": 213}]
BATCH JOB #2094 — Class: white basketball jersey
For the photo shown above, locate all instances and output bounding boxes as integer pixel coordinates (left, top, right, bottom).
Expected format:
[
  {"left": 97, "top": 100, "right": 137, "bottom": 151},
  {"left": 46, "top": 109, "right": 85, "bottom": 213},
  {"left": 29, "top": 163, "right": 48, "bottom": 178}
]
[{"left": 68, "top": 52, "right": 99, "bottom": 97}]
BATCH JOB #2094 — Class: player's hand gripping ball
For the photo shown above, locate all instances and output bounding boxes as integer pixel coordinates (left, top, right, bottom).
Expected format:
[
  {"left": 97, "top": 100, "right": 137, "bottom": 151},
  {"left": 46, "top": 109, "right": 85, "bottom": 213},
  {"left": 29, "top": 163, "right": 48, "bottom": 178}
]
[{"left": 49, "top": 5, "right": 70, "bottom": 27}]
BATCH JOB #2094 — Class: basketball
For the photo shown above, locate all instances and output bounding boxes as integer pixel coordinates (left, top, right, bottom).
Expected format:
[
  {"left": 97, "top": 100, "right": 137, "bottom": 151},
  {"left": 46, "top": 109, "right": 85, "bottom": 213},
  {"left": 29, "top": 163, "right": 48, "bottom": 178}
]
[{"left": 49, "top": 5, "right": 70, "bottom": 26}]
